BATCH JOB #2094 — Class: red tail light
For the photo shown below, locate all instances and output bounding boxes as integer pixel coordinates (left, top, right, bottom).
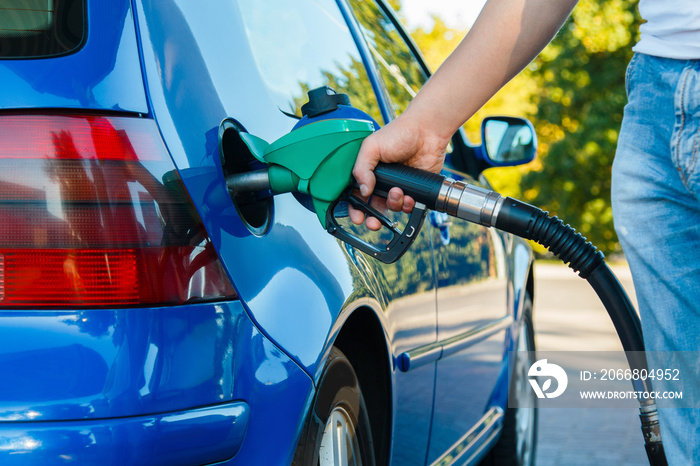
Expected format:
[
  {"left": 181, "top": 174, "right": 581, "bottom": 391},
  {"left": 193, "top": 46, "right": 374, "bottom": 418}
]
[{"left": 0, "top": 114, "right": 237, "bottom": 308}]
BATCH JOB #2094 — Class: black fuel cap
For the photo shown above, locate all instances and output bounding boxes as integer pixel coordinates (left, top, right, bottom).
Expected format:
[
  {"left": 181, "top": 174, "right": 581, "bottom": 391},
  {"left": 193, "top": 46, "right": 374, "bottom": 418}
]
[{"left": 300, "top": 86, "right": 351, "bottom": 118}]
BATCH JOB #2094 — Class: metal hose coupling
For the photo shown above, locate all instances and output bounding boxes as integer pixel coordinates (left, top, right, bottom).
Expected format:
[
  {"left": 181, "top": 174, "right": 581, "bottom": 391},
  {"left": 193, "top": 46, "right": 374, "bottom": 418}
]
[
  {"left": 434, "top": 177, "right": 504, "bottom": 227},
  {"left": 433, "top": 177, "right": 605, "bottom": 278},
  {"left": 640, "top": 403, "right": 663, "bottom": 444},
  {"left": 640, "top": 403, "right": 668, "bottom": 465}
]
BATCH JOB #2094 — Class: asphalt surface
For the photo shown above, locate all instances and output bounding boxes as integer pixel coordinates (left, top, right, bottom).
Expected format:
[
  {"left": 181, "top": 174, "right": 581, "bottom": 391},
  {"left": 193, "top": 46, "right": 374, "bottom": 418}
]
[{"left": 532, "top": 261, "right": 648, "bottom": 465}]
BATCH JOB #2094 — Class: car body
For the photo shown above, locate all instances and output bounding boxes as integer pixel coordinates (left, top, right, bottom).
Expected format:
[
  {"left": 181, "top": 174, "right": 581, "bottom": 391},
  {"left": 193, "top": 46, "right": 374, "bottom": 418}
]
[{"left": 0, "top": 0, "right": 536, "bottom": 464}]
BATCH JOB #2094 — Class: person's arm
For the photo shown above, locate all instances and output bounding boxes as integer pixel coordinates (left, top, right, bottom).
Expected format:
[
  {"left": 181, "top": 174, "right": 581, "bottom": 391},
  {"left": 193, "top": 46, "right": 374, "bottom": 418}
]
[{"left": 350, "top": 0, "right": 578, "bottom": 228}]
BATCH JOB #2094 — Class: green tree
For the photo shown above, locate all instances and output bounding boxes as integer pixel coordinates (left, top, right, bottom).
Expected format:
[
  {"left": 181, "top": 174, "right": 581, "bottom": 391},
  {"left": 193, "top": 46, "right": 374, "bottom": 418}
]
[
  {"left": 522, "top": 0, "right": 641, "bottom": 254},
  {"left": 409, "top": 15, "right": 464, "bottom": 71},
  {"left": 399, "top": 1, "right": 640, "bottom": 255}
]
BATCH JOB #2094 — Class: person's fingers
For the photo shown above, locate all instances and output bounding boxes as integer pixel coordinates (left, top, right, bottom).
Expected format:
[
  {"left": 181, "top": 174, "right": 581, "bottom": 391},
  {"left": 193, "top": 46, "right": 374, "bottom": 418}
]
[
  {"left": 402, "top": 195, "right": 416, "bottom": 213},
  {"left": 365, "top": 216, "right": 382, "bottom": 231},
  {"left": 386, "top": 187, "right": 404, "bottom": 212},
  {"left": 365, "top": 195, "right": 387, "bottom": 231},
  {"left": 348, "top": 203, "right": 365, "bottom": 225},
  {"left": 348, "top": 203, "right": 383, "bottom": 231},
  {"left": 386, "top": 188, "right": 416, "bottom": 214},
  {"left": 349, "top": 186, "right": 417, "bottom": 228}
]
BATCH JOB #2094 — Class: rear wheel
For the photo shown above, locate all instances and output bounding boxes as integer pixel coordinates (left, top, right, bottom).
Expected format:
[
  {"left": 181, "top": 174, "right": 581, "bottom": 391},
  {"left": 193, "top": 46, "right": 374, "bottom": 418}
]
[
  {"left": 293, "top": 347, "right": 376, "bottom": 466},
  {"left": 483, "top": 294, "right": 538, "bottom": 465}
]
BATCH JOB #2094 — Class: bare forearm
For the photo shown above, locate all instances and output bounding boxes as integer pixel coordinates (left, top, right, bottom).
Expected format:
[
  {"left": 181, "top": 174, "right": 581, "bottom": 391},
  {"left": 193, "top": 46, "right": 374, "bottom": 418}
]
[
  {"left": 351, "top": 0, "right": 578, "bottom": 214},
  {"left": 405, "top": 0, "right": 578, "bottom": 140}
]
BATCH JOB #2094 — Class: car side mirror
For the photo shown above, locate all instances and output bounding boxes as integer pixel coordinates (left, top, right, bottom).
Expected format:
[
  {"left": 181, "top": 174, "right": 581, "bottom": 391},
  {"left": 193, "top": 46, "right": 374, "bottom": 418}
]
[{"left": 480, "top": 116, "right": 537, "bottom": 167}]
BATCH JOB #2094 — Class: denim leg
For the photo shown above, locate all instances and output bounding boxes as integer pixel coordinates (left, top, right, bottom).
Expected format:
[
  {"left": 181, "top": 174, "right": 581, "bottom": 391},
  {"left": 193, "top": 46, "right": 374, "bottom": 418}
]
[{"left": 612, "top": 53, "right": 700, "bottom": 465}]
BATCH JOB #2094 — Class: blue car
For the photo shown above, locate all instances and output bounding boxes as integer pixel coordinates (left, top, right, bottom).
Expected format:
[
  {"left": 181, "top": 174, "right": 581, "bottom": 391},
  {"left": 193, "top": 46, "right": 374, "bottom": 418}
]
[{"left": 0, "top": 0, "right": 537, "bottom": 464}]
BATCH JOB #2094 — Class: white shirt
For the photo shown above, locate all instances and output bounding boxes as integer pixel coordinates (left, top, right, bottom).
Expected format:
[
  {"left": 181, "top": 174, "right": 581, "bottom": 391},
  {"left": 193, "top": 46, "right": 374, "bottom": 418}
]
[{"left": 633, "top": 0, "right": 700, "bottom": 59}]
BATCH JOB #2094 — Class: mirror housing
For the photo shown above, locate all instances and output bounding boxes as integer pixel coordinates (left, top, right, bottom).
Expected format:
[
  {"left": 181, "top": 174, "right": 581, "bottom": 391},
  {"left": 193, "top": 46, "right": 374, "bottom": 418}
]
[
  {"left": 446, "top": 116, "right": 537, "bottom": 180},
  {"left": 479, "top": 116, "right": 537, "bottom": 167}
]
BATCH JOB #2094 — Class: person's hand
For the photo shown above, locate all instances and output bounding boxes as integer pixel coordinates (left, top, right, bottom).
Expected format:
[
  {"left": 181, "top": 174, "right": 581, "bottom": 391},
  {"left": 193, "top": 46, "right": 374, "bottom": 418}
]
[{"left": 350, "top": 112, "right": 450, "bottom": 230}]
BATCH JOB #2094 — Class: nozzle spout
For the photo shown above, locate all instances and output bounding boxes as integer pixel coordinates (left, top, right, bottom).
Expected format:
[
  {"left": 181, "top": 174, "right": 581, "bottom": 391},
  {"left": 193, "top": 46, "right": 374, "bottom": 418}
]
[{"left": 226, "top": 169, "right": 271, "bottom": 195}]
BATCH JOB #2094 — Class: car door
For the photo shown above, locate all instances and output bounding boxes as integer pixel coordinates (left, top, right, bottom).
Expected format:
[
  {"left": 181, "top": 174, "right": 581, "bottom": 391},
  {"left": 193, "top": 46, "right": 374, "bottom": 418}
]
[
  {"left": 428, "top": 160, "right": 510, "bottom": 462},
  {"left": 346, "top": 1, "right": 511, "bottom": 462}
]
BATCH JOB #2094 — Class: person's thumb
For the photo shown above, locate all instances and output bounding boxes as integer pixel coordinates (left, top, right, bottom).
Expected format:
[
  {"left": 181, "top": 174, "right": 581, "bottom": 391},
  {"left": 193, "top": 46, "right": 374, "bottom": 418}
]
[{"left": 352, "top": 135, "right": 380, "bottom": 197}]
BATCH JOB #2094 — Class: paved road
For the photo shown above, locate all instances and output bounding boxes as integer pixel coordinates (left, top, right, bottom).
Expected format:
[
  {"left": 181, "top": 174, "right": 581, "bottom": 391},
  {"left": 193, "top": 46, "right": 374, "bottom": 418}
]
[{"left": 532, "top": 261, "right": 648, "bottom": 466}]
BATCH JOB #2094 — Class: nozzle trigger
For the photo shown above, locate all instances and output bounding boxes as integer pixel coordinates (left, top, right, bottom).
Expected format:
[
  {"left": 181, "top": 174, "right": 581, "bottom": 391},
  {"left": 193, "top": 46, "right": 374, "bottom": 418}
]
[{"left": 325, "top": 191, "right": 427, "bottom": 264}]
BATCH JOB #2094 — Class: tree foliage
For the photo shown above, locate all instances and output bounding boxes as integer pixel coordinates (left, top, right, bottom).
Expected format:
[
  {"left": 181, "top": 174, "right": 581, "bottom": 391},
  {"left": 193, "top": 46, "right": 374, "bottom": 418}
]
[
  {"left": 402, "top": 0, "right": 640, "bottom": 255},
  {"left": 522, "top": 0, "right": 640, "bottom": 254}
]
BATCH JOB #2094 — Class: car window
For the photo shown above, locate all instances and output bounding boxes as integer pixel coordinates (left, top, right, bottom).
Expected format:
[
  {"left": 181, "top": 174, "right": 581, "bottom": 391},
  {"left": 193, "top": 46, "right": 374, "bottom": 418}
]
[
  {"left": 347, "top": 0, "right": 428, "bottom": 116},
  {"left": 235, "top": 0, "right": 383, "bottom": 124},
  {"left": 0, "top": 0, "right": 85, "bottom": 58}
]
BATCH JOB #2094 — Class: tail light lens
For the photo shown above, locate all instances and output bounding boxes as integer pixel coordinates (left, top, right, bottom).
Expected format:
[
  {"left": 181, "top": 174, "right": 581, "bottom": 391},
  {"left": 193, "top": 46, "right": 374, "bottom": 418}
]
[{"left": 0, "top": 114, "right": 236, "bottom": 308}]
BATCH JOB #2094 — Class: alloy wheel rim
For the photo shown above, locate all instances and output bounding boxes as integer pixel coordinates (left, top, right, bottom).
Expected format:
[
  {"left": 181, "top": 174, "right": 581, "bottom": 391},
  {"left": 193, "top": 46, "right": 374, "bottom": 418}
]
[
  {"left": 514, "top": 320, "right": 537, "bottom": 465},
  {"left": 319, "top": 405, "right": 363, "bottom": 466}
]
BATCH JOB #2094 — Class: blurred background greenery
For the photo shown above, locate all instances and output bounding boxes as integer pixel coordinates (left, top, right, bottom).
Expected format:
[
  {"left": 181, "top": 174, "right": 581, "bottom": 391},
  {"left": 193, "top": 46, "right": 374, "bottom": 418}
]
[{"left": 391, "top": 0, "right": 640, "bottom": 256}]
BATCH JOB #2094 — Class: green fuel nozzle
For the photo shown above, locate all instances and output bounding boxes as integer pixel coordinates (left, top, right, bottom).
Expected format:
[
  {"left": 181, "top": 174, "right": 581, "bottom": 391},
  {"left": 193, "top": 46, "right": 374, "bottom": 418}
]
[
  {"left": 226, "top": 116, "right": 429, "bottom": 263},
  {"left": 225, "top": 86, "right": 429, "bottom": 263},
  {"left": 234, "top": 118, "right": 374, "bottom": 229}
]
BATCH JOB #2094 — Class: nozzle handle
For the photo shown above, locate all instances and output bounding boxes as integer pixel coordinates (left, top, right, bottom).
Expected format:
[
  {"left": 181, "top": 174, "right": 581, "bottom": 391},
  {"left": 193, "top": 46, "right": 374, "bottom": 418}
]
[{"left": 373, "top": 163, "right": 444, "bottom": 209}]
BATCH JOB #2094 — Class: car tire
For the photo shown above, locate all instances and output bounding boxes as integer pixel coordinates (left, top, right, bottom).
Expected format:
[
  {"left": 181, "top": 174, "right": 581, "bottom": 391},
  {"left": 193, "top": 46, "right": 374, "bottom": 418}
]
[
  {"left": 483, "top": 294, "right": 538, "bottom": 466},
  {"left": 293, "top": 346, "right": 376, "bottom": 466}
]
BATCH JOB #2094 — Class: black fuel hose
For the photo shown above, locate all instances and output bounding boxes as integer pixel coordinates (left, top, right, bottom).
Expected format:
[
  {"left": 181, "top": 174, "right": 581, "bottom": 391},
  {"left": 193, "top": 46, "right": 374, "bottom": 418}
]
[
  {"left": 494, "top": 197, "right": 645, "bottom": 353},
  {"left": 372, "top": 163, "right": 667, "bottom": 466},
  {"left": 378, "top": 163, "right": 647, "bottom": 354}
]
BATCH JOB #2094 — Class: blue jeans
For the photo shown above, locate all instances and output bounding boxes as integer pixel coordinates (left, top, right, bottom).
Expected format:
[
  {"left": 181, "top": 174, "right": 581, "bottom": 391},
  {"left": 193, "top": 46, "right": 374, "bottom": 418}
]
[{"left": 612, "top": 53, "right": 700, "bottom": 465}]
